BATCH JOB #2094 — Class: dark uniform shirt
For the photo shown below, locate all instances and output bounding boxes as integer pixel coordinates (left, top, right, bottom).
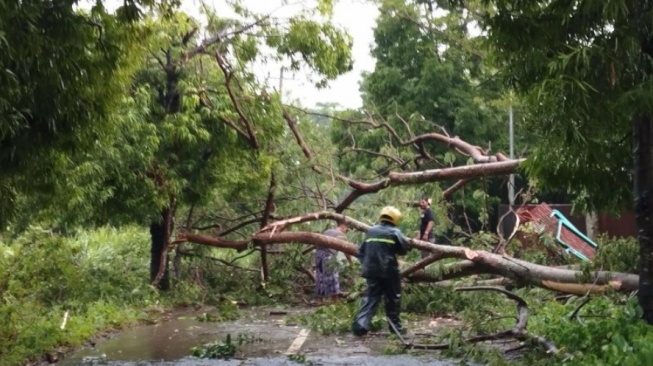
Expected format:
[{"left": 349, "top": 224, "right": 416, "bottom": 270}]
[
  {"left": 420, "top": 208, "right": 435, "bottom": 239},
  {"left": 357, "top": 222, "right": 409, "bottom": 278}
]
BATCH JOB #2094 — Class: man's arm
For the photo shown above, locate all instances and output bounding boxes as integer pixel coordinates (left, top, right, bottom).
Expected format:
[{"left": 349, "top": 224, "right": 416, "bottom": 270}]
[
  {"left": 394, "top": 230, "right": 410, "bottom": 256},
  {"left": 357, "top": 240, "right": 366, "bottom": 260},
  {"left": 422, "top": 209, "right": 434, "bottom": 240}
]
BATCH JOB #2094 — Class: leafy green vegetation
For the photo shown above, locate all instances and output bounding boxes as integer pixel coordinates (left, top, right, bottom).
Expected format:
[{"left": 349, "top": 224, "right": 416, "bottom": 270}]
[
  {"left": 190, "top": 333, "right": 238, "bottom": 359},
  {"left": 288, "top": 236, "right": 653, "bottom": 365},
  {"left": 190, "top": 332, "right": 265, "bottom": 360},
  {"left": 0, "top": 226, "right": 157, "bottom": 365},
  {"left": 0, "top": 224, "right": 287, "bottom": 365},
  {"left": 2, "top": 0, "right": 653, "bottom": 365},
  {"left": 1, "top": 216, "right": 651, "bottom": 366}
]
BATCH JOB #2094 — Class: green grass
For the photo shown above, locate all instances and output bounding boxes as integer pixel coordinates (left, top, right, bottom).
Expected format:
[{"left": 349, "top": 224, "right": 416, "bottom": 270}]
[{"left": 0, "top": 226, "right": 158, "bottom": 365}]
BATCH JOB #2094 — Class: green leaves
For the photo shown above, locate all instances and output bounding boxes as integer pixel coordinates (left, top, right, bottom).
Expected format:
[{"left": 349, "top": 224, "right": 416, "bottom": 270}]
[
  {"left": 473, "top": 0, "right": 653, "bottom": 210},
  {"left": 0, "top": 0, "right": 153, "bottom": 228},
  {"left": 0, "top": 226, "right": 158, "bottom": 366},
  {"left": 277, "top": 19, "right": 353, "bottom": 85}
]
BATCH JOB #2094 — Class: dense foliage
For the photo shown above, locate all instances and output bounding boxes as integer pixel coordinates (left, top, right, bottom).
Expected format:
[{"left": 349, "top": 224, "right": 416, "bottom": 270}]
[
  {"left": 0, "top": 227, "right": 156, "bottom": 365},
  {"left": 0, "top": 0, "right": 156, "bottom": 227},
  {"left": 2, "top": 0, "right": 653, "bottom": 365}
]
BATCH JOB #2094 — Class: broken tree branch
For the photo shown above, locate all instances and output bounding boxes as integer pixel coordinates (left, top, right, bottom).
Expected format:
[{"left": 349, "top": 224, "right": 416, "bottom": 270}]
[
  {"left": 443, "top": 178, "right": 473, "bottom": 199},
  {"left": 214, "top": 51, "right": 259, "bottom": 149},
  {"left": 400, "top": 252, "right": 445, "bottom": 277},
  {"left": 332, "top": 160, "right": 523, "bottom": 213},
  {"left": 390, "top": 286, "right": 561, "bottom": 355},
  {"left": 177, "top": 250, "right": 259, "bottom": 273},
  {"left": 179, "top": 222, "right": 639, "bottom": 295},
  {"left": 282, "top": 108, "right": 523, "bottom": 212},
  {"left": 456, "top": 287, "right": 561, "bottom": 355}
]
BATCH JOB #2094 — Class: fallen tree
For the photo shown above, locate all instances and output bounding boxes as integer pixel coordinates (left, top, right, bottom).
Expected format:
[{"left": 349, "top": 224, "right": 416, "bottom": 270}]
[
  {"left": 155, "top": 111, "right": 636, "bottom": 296},
  {"left": 388, "top": 287, "right": 562, "bottom": 355},
  {"left": 168, "top": 212, "right": 639, "bottom": 295},
  {"left": 142, "top": 90, "right": 644, "bottom": 362}
]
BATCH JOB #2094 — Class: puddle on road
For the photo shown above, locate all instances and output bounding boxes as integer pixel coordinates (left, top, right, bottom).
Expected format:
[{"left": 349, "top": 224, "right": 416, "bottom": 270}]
[
  {"left": 59, "top": 356, "right": 466, "bottom": 366},
  {"left": 59, "top": 306, "right": 467, "bottom": 366}
]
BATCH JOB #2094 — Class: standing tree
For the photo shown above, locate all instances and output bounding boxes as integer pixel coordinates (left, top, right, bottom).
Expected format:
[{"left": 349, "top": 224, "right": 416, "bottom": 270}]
[
  {"left": 453, "top": 0, "right": 653, "bottom": 323},
  {"left": 329, "top": 0, "right": 520, "bottom": 234},
  {"left": 0, "top": 0, "right": 166, "bottom": 228},
  {"left": 16, "top": 2, "right": 354, "bottom": 290}
]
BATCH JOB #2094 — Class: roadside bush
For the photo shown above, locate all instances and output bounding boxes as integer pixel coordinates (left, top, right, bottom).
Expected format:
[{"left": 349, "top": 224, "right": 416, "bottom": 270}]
[
  {"left": 521, "top": 296, "right": 653, "bottom": 365},
  {"left": 591, "top": 235, "right": 638, "bottom": 273},
  {"left": 0, "top": 226, "right": 157, "bottom": 365}
]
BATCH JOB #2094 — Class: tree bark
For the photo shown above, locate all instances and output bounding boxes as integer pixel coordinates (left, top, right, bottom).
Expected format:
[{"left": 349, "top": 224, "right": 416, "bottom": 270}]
[
  {"left": 179, "top": 229, "right": 639, "bottom": 295},
  {"left": 387, "top": 160, "right": 523, "bottom": 184},
  {"left": 150, "top": 208, "right": 171, "bottom": 291},
  {"left": 585, "top": 212, "right": 599, "bottom": 241},
  {"left": 633, "top": 113, "right": 653, "bottom": 323},
  {"left": 258, "top": 173, "right": 276, "bottom": 283}
]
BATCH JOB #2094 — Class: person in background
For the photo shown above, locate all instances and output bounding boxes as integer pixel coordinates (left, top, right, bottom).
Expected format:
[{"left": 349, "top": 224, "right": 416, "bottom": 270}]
[
  {"left": 352, "top": 206, "right": 410, "bottom": 336},
  {"left": 315, "top": 220, "right": 349, "bottom": 305},
  {"left": 418, "top": 196, "right": 435, "bottom": 259}
]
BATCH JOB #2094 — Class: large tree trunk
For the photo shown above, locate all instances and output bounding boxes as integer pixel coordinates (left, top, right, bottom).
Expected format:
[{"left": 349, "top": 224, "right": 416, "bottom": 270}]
[
  {"left": 150, "top": 208, "right": 171, "bottom": 291},
  {"left": 179, "top": 229, "right": 639, "bottom": 295},
  {"left": 149, "top": 53, "right": 180, "bottom": 291},
  {"left": 633, "top": 114, "right": 653, "bottom": 324}
]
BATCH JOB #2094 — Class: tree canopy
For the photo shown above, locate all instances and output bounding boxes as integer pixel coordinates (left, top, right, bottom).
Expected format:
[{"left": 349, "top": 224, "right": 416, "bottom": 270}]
[
  {"left": 0, "top": 0, "right": 160, "bottom": 227},
  {"left": 470, "top": 0, "right": 649, "bottom": 212},
  {"left": 449, "top": 0, "right": 653, "bottom": 323},
  {"left": 6, "top": 2, "right": 653, "bottom": 364}
]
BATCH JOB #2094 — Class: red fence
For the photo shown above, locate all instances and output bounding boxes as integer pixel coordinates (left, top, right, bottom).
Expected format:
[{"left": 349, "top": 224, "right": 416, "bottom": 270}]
[{"left": 597, "top": 211, "right": 638, "bottom": 238}]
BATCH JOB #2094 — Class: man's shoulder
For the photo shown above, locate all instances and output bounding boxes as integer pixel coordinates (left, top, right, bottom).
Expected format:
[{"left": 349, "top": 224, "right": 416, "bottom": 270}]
[
  {"left": 369, "top": 223, "right": 402, "bottom": 235},
  {"left": 323, "top": 228, "right": 346, "bottom": 238}
]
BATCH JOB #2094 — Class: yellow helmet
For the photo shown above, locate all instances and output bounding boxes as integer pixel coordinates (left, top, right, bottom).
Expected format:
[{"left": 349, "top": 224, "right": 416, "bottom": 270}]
[{"left": 379, "top": 206, "right": 402, "bottom": 226}]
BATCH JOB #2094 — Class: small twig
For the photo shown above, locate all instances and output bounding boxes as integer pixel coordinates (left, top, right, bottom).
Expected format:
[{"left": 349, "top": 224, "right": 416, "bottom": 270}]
[
  {"left": 213, "top": 51, "right": 259, "bottom": 149},
  {"left": 178, "top": 251, "right": 259, "bottom": 272},
  {"left": 229, "top": 249, "right": 257, "bottom": 264},
  {"left": 60, "top": 311, "right": 69, "bottom": 330},
  {"left": 505, "top": 344, "right": 528, "bottom": 354},
  {"left": 453, "top": 286, "right": 561, "bottom": 355},
  {"left": 570, "top": 296, "right": 592, "bottom": 322}
]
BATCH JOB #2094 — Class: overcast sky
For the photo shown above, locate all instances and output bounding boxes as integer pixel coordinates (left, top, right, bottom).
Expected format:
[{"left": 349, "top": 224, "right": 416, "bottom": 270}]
[{"left": 94, "top": 0, "right": 379, "bottom": 109}]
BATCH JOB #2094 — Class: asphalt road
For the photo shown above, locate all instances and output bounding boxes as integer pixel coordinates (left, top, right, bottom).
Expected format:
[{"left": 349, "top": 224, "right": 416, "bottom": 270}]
[{"left": 57, "top": 306, "right": 470, "bottom": 366}]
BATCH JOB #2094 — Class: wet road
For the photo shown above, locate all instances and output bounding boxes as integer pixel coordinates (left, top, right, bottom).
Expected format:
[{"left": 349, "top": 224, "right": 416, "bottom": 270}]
[
  {"left": 64, "top": 356, "right": 463, "bottom": 365},
  {"left": 58, "top": 307, "right": 469, "bottom": 366}
]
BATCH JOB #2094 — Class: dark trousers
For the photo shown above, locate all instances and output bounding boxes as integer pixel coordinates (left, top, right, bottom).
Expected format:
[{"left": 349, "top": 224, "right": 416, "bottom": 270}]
[
  {"left": 352, "top": 275, "right": 402, "bottom": 336},
  {"left": 420, "top": 237, "right": 435, "bottom": 259}
]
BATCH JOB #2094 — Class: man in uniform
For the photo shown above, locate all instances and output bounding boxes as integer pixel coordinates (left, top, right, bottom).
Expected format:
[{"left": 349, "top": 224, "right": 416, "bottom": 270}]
[{"left": 352, "top": 206, "right": 410, "bottom": 336}]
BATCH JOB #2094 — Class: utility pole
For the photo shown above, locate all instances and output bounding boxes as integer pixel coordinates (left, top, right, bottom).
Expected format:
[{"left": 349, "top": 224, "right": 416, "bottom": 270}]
[
  {"left": 508, "top": 102, "right": 515, "bottom": 206},
  {"left": 269, "top": 66, "right": 294, "bottom": 102},
  {"left": 279, "top": 67, "right": 284, "bottom": 102}
]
